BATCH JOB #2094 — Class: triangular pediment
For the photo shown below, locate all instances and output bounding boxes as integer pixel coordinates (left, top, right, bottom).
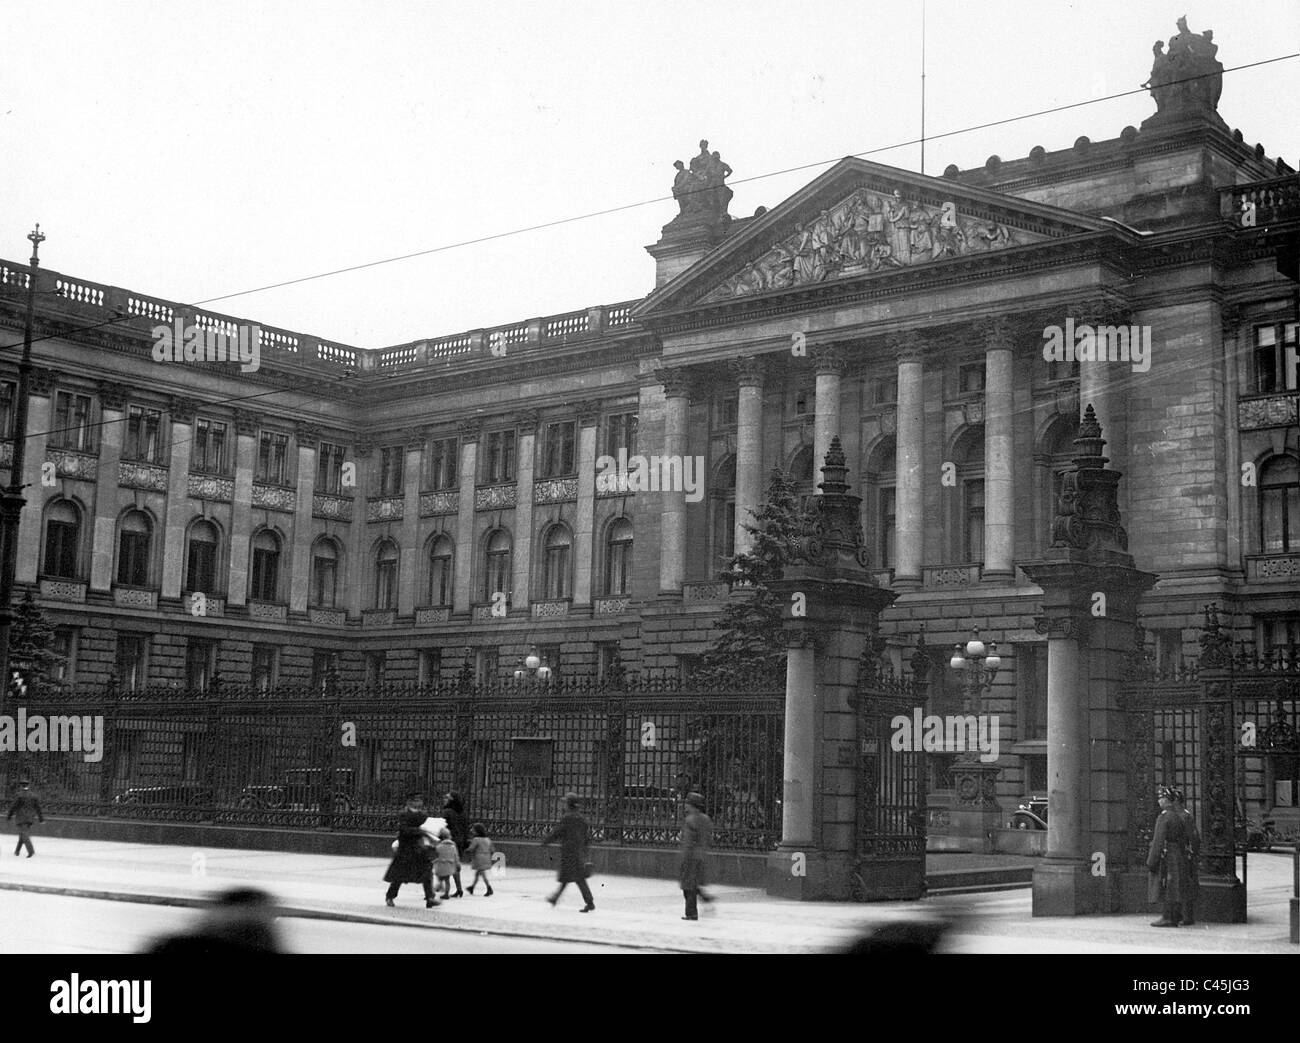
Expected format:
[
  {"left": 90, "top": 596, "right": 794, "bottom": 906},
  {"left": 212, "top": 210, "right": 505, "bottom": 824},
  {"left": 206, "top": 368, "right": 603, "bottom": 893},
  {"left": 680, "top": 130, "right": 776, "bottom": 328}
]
[{"left": 637, "top": 157, "right": 1121, "bottom": 316}]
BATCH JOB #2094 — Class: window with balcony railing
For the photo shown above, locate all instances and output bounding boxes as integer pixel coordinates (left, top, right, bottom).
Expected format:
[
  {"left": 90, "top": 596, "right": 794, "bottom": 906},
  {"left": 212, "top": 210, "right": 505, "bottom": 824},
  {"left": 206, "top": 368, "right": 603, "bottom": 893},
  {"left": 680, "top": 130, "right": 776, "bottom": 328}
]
[
  {"left": 424, "top": 436, "right": 458, "bottom": 491},
  {"left": 1253, "top": 322, "right": 1298, "bottom": 394},
  {"left": 482, "top": 430, "right": 516, "bottom": 484},
  {"left": 123, "top": 405, "right": 164, "bottom": 464},
  {"left": 256, "top": 431, "right": 289, "bottom": 485},
  {"left": 540, "top": 421, "right": 576, "bottom": 478},
  {"left": 378, "top": 445, "right": 404, "bottom": 496},
  {"left": 317, "top": 441, "right": 347, "bottom": 494},
  {"left": 51, "top": 391, "right": 93, "bottom": 452}
]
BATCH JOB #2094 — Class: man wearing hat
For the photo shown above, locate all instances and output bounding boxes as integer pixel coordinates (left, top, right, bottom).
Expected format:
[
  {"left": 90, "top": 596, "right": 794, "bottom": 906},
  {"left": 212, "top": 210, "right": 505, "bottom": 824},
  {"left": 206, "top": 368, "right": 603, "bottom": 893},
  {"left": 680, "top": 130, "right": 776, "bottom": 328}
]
[
  {"left": 6, "top": 779, "right": 45, "bottom": 858},
  {"left": 1147, "top": 785, "right": 1194, "bottom": 927},
  {"left": 679, "top": 792, "right": 714, "bottom": 921},
  {"left": 1172, "top": 789, "right": 1200, "bottom": 925},
  {"left": 541, "top": 793, "right": 595, "bottom": 911}
]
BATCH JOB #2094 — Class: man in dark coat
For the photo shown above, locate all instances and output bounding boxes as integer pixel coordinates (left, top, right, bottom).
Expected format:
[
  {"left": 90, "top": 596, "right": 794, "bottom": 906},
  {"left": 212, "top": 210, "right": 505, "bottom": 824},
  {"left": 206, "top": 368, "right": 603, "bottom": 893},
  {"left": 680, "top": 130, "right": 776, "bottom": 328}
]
[
  {"left": 541, "top": 792, "right": 594, "bottom": 911},
  {"left": 442, "top": 792, "right": 469, "bottom": 898},
  {"left": 1147, "top": 785, "right": 1193, "bottom": 927},
  {"left": 679, "top": 792, "right": 714, "bottom": 921},
  {"left": 1173, "top": 788, "right": 1201, "bottom": 925},
  {"left": 7, "top": 780, "right": 45, "bottom": 858},
  {"left": 383, "top": 794, "right": 437, "bottom": 908}
]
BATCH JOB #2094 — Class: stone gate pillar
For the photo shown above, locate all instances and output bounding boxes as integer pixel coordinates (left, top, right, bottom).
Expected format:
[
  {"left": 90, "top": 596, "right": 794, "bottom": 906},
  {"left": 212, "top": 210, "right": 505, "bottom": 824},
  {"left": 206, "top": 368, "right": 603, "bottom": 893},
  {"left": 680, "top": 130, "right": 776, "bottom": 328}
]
[
  {"left": 767, "top": 437, "right": 897, "bottom": 900},
  {"left": 1021, "top": 406, "right": 1156, "bottom": 916}
]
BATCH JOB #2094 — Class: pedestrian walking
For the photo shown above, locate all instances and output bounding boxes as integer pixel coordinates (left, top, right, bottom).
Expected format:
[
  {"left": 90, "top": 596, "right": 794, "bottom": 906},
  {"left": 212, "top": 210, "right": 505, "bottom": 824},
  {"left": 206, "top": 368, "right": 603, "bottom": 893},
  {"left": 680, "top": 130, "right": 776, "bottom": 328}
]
[
  {"left": 1147, "top": 784, "right": 1194, "bottom": 927},
  {"left": 383, "top": 793, "right": 438, "bottom": 908},
  {"left": 442, "top": 791, "right": 469, "bottom": 897},
  {"left": 679, "top": 791, "right": 714, "bottom": 921},
  {"left": 541, "top": 792, "right": 594, "bottom": 911},
  {"left": 6, "top": 779, "right": 45, "bottom": 858},
  {"left": 466, "top": 822, "right": 495, "bottom": 896},
  {"left": 433, "top": 827, "right": 458, "bottom": 899},
  {"left": 1172, "top": 788, "right": 1201, "bottom": 925}
]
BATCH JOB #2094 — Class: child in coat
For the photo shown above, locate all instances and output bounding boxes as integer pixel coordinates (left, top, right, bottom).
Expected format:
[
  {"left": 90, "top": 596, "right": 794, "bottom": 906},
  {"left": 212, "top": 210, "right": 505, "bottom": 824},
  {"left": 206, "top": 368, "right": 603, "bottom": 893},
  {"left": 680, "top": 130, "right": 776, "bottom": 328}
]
[
  {"left": 433, "top": 828, "right": 459, "bottom": 899},
  {"left": 466, "top": 822, "right": 495, "bottom": 896}
]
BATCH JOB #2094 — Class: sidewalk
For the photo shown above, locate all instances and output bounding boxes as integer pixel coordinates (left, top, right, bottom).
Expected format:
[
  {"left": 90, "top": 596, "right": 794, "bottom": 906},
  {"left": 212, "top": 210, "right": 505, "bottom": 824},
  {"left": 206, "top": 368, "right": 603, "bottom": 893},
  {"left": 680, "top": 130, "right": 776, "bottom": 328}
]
[{"left": 0, "top": 836, "right": 1294, "bottom": 954}]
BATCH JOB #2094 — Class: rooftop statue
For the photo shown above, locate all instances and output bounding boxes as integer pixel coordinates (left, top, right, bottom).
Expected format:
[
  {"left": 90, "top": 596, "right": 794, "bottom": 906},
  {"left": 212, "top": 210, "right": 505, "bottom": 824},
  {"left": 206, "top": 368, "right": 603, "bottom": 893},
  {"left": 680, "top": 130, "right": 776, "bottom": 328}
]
[
  {"left": 1144, "top": 17, "right": 1223, "bottom": 118},
  {"left": 672, "top": 139, "right": 733, "bottom": 219}
]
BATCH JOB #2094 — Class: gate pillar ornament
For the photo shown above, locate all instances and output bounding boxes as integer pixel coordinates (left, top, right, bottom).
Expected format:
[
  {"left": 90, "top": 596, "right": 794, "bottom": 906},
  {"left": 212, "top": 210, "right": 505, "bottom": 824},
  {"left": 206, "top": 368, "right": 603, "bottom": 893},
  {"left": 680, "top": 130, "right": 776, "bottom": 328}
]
[
  {"left": 766, "top": 437, "right": 900, "bottom": 900},
  {"left": 1020, "top": 407, "right": 1156, "bottom": 916}
]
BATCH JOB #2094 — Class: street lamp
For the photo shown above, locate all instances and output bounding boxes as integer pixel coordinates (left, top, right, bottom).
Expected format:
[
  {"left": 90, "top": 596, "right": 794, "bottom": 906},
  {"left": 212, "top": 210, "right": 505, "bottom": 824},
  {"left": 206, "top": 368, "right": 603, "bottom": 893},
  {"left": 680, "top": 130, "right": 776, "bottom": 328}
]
[
  {"left": 514, "top": 645, "right": 551, "bottom": 682},
  {"left": 949, "top": 628, "right": 1000, "bottom": 717},
  {"left": 0, "top": 224, "right": 45, "bottom": 717},
  {"left": 945, "top": 627, "right": 1005, "bottom": 850}
]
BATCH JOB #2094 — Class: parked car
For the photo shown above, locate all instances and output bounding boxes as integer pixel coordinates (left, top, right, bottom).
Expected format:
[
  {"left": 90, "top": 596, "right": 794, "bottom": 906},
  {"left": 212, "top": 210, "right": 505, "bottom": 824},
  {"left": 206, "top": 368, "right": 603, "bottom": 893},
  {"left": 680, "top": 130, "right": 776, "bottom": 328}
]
[
  {"left": 237, "top": 767, "right": 355, "bottom": 812},
  {"left": 1010, "top": 795, "right": 1048, "bottom": 830},
  {"left": 113, "top": 783, "right": 215, "bottom": 807},
  {"left": 620, "top": 784, "right": 678, "bottom": 820}
]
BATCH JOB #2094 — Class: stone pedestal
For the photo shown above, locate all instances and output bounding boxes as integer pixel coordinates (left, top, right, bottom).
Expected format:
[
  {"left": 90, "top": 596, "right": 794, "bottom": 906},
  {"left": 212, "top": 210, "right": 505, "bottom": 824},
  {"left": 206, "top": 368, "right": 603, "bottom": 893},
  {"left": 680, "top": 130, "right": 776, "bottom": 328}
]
[{"left": 947, "top": 761, "right": 1003, "bottom": 854}]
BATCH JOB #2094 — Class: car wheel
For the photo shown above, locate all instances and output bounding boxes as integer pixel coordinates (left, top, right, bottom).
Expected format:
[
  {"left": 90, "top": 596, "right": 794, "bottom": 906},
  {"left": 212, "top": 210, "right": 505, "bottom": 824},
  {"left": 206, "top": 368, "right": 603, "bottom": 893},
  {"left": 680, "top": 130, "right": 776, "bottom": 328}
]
[{"left": 1015, "top": 819, "right": 1029, "bottom": 830}]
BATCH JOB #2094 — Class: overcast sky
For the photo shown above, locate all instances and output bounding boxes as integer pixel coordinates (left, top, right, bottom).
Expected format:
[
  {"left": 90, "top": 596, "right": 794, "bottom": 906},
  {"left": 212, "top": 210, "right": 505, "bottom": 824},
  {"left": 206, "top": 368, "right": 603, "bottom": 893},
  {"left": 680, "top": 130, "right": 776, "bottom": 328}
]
[{"left": 3, "top": 1, "right": 1297, "bottom": 350}]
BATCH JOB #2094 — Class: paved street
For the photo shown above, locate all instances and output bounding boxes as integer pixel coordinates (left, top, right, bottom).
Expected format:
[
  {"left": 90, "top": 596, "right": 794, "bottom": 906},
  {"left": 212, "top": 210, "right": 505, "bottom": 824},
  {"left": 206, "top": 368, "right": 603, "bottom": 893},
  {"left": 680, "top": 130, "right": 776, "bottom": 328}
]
[{"left": 0, "top": 835, "right": 1294, "bottom": 954}]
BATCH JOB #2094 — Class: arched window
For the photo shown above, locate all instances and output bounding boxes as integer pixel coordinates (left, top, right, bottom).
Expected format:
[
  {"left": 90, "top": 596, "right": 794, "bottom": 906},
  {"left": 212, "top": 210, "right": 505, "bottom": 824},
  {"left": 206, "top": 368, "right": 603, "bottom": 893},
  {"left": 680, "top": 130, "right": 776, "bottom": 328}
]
[
  {"left": 428, "top": 535, "right": 454, "bottom": 606},
  {"left": 116, "top": 510, "right": 152, "bottom": 587},
  {"left": 310, "top": 538, "right": 339, "bottom": 608},
  {"left": 250, "top": 530, "right": 280, "bottom": 602},
  {"left": 961, "top": 433, "right": 985, "bottom": 564},
  {"left": 185, "top": 520, "right": 220, "bottom": 594},
  {"left": 1260, "top": 456, "right": 1300, "bottom": 554},
  {"left": 543, "top": 525, "right": 572, "bottom": 600},
  {"left": 43, "top": 501, "right": 80, "bottom": 579},
  {"left": 483, "top": 530, "right": 512, "bottom": 602},
  {"left": 867, "top": 437, "right": 896, "bottom": 570},
  {"left": 711, "top": 455, "right": 737, "bottom": 565},
  {"left": 374, "top": 540, "right": 399, "bottom": 609},
  {"left": 605, "top": 519, "right": 633, "bottom": 595}
]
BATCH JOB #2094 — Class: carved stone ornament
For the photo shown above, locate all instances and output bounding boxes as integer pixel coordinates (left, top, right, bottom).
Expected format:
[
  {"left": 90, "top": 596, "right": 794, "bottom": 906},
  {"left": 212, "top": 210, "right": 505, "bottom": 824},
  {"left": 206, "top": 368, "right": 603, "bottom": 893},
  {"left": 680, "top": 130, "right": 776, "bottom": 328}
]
[
  {"left": 457, "top": 419, "right": 483, "bottom": 444},
  {"left": 189, "top": 474, "right": 234, "bottom": 502},
  {"left": 1144, "top": 18, "right": 1224, "bottom": 121},
  {"left": 252, "top": 483, "right": 296, "bottom": 513},
  {"left": 312, "top": 492, "right": 354, "bottom": 522},
  {"left": 54, "top": 451, "right": 98, "bottom": 482},
  {"left": 657, "top": 366, "right": 693, "bottom": 400},
  {"left": 985, "top": 316, "right": 1017, "bottom": 354},
  {"left": 534, "top": 478, "right": 578, "bottom": 505},
  {"left": 419, "top": 491, "right": 459, "bottom": 516},
  {"left": 29, "top": 368, "right": 55, "bottom": 397},
  {"left": 1034, "top": 614, "right": 1089, "bottom": 644},
  {"left": 670, "top": 139, "right": 733, "bottom": 221},
  {"left": 1049, "top": 405, "right": 1128, "bottom": 554},
  {"left": 730, "top": 356, "right": 766, "bottom": 388},
  {"left": 97, "top": 381, "right": 128, "bottom": 412},
  {"left": 296, "top": 422, "right": 322, "bottom": 445},
  {"left": 704, "top": 187, "right": 1027, "bottom": 301},
  {"left": 786, "top": 436, "right": 873, "bottom": 572},
  {"left": 475, "top": 484, "right": 517, "bottom": 511},
  {"left": 812, "top": 345, "right": 847, "bottom": 377},
  {"left": 233, "top": 410, "right": 260, "bottom": 437},
  {"left": 576, "top": 400, "right": 601, "bottom": 427},
  {"left": 367, "top": 496, "right": 404, "bottom": 522},
  {"left": 170, "top": 398, "right": 198, "bottom": 426},
  {"left": 118, "top": 462, "right": 169, "bottom": 492}
]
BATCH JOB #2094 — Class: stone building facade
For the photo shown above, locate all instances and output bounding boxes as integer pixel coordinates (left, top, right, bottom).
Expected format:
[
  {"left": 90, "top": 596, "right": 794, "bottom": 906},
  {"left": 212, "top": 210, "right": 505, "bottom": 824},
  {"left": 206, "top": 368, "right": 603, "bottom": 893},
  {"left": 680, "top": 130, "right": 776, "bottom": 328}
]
[{"left": 0, "top": 31, "right": 1295, "bottom": 827}]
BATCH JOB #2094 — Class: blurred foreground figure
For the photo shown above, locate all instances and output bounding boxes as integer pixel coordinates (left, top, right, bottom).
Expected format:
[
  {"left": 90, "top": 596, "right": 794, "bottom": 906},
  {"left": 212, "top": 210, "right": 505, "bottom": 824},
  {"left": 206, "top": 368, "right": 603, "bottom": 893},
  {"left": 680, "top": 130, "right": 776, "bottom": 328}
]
[
  {"left": 146, "top": 887, "right": 286, "bottom": 955},
  {"left": 840, "top": 918, "right": 951, "bottom": 954}
]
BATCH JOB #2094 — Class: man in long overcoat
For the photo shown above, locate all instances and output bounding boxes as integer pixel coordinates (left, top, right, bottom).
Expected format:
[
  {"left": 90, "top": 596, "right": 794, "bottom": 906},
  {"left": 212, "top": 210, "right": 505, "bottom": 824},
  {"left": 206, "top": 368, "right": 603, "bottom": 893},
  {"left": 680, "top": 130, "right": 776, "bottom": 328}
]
[
  {"left": 384, "top": 794, "right": 437, "bottom": 907},
  {"left": 6, "top": 780, "right": 45, "bottom": 858},
  {"left": 1173, "top": 788, "right": 1201, "bottom": 925},
  {"left": 541, "top": 792, "right": 594, "bottom": 911},
  {"left": 679, "top": 792, "right": 714, "bottom": 921},
  {"left": 1147, "top": 785, "right": 1194, "bottom": 927}
]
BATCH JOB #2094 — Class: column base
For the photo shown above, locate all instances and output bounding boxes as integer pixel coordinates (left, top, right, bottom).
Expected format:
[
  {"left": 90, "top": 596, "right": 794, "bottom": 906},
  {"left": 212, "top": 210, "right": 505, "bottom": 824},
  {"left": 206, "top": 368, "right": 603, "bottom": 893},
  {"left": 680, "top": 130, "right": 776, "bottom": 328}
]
[
  {"left": 766, "top": 846, "right": 855, "bottom": 901},
  {"left": 1032, "top": 859, "right": 1102, "bottom": 916}
]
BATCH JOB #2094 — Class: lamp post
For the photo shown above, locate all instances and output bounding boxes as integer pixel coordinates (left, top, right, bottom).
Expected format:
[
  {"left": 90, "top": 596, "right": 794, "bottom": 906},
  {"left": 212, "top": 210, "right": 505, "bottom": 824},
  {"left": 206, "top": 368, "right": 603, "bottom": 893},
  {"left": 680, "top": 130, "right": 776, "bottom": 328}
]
[
  {"left": 0, "top": 224, "right": 45, "bottom": 718},
  {"left": 513, "top": 645, "right": 552, "bottom": 683},
  {"left": 946, "top": 627, "right": 1004, "bottom": 851}
]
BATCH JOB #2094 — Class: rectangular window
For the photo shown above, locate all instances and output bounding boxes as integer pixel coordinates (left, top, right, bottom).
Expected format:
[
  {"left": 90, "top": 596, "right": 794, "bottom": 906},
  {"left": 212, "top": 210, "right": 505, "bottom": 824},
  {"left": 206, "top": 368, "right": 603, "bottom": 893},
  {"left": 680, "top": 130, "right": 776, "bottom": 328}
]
[
  {"left": 317, "top": 442, "right": 346, "bottom": 494},
  {"left": 52, "top": 392, "right": 93, "bottom": 452},
  {"left": 718, "top": 395, "right": 740, "bottom": 426},
  {"left": 379, "top": 445, "right": 404, "bottom": 496},
  {"left": 541, "top": 421, "right": 577, "bottom": 478},
  {"left": 606, "top": 413, "right": 638, "bottom": 460},
  {"left": 193, "top": 418, "right": 228, "bottom": 474},
  {"left": 597, "top": 643, "right": 623, "bottom": 685},
  {"left": 186, "top": 538, "right": 216, "bottom": 594},
  {"left": 375, "top": 556, "right": 398, "bottom": 610},
  {"left": 878, "top": 486, "right": 896, "bottom": 570},
  {"left": 959, "top": 363, "right": 986, "bottom": 394},
  {"left": 428, "top": 550, "right": 452, "bottom": 606},
  {"left": 44, "top": 519, "right": 78, "bottom": 578},
  {"left": 1016, "top": 645, "right": 1048, "bottom": 741},
  {"left": 115, "top": 634, "right": 148, "bottom": 691},
  {"left": 185, "top": 639, "right": 216, "bottom": 692},
  {"left": 251, "top": 546, "right": 279, "bottom": 601},
  {"left": 251, "top": 644, "right": 277, "bottom": 693},
  {"left": 117, "top": 531, "right": 150, "bottom": 586},
  {"left": 311, "top": 652, "right": 339, "bottom": 693},
  {"left": 311, "top": 551, "right": 337, "bottom": 608},
  {"left": 419, "top": 649, "right": 441, "bottom": 687},
  {"left": 0, "top": 380, "right": 15, "bottom": 439},
  {"left": 256, "top": 431, "right": 289, "bottom": 485},
  {"left": 475, "top": 648, "right": 498, "bottom": 684},
  {"left": 483, "top": 430, "right": 516, "bottom": 484},
  {"left": 873, "top": 378, "right": 898, "bottom": 405},
  {"left": 1254, "top": 323, "right": 1299, "bottom": 394},
  {"left": 51, "top": 628, "right": 76, "bottom": 686},
  {"left": 365, "top": 652, "right": 386, "bottom": 688},
  {"left": 425, "top": 437, "right": 458, "bottom": 491},
  {"left": 792, "top": 389, "right": 812, "bottom": 418},
  {"left": 124, "top": 405, "right": 163, "bottom": 463},
  {"left": 964, "top": 479, "right": 985, "bottom": 563},
  {"left": 1257, "top": 617, "right": 1300, "bottom": 661}
]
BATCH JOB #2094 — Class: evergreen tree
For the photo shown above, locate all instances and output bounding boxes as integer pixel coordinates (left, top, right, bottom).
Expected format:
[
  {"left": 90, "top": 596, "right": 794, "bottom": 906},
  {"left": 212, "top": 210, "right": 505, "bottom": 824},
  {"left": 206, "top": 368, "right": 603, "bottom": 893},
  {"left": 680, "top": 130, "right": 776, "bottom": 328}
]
[
  {"left": 697, "top": 467, "right": 805, "bottom": 684},
  {"left": 9, "top": 590, "right": 66, "bottom": 692}
]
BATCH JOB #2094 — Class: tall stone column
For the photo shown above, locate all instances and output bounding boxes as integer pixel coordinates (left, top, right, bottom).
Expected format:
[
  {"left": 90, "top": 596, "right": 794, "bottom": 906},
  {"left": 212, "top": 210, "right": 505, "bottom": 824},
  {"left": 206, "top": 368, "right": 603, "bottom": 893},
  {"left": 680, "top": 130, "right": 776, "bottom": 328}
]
[
  {"left": 398, "top": 429, "right": 423, "bottom": 616},
  {"left": 347, "top": 441, "right": 372, "bottom": 618},
  {"left": 161, "top": 398, "right": 196, "bottom": 600},
  {"left": 812, "top": 346, "right": 845, "bottom": 480},
  {"left": 14, "top": 369, "right": 53, "bottom": 585},
  {"left": 573, "top": 402, "right": 599, "bottom": 606},
  {"left": 287, "top": 424, "right": 319, "bottom": 614},
  {"left": 892, "top": 337, "right": 925, "bottom": 588},
  {"left": 453, "top": 420, "right": 480, "bottom": 612},
  {"left": 731, "top": 357, "right": 765, "bottom": 556},
  {"left": 1021, "top": 406, "right": 1156, "bottom": 916},
  {"left": 983, "top": 320, "right": 1015, "bottom": 578},
  {"left": 89, "top": 382, "right": 128, "bottom": 593},
  {"left": 767, "top": 437, "right": 899, "bottom": 900},
  {"left": 658, "top": 368, "right": 691, "bottom": 594},
  {"left": 225, "top": 410, "right": 259, "bottom": 607},
  {"left": 512, "top": 412, "right": 537, "bottom": 611}
]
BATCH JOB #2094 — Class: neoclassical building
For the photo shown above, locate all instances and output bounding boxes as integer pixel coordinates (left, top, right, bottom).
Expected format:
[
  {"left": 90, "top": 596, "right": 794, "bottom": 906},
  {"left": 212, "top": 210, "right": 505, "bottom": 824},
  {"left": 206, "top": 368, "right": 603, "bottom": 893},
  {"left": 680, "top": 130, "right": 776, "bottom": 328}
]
[{"left": 1, "top": 29, "right": 1296, "bottom": 821}]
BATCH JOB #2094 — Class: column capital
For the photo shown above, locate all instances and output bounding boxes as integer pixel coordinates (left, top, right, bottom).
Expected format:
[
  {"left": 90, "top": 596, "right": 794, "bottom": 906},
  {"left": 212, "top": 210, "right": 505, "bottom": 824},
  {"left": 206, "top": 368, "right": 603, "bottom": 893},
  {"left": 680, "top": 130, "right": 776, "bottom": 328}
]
[
  {"left": 576, "top": 400, "right": 601, "bottom": 426},
  {"left": 1065, "top": 295, "right": 1129, "bottom": 328},
  {"left": 96, "top": 380, "right": 129, "bottom": 412},
  {"left": 657, "top": 365, "right": 694, "bottom": 400},
  {"left": 296, "top": 421, "right": 322, "bottom": 446},
  {"left": 457, "top": 418, "right": 483, "bottom": 444},
  {"left": 233, "top": 409, "right": 260, "bottom": 437},
  {"left": 888, "top": 332, "right": 926, "bottom": 364},
  {"left": 811, "top": 345, "right": 847, "bottom": 376},
  {"left": 404, "top": 428, "right": 426, "bottom": 451},
  {"left": 516, "top": 409, "right": 539, "bottom": 432},
  {"left": 783, "top": 626, "right": 824, "bottom": 653},
  {"left": 1034, "top": 613, "right": 1091, "bottom": 644},
  {"left": 29, "top": 367, "right": 55, "bottom": 397},
  {"left": 170, "top": 397, "right": 199, "bottom": 426},
  {"left": 984, "top": 316, "right": 1018, "bottom": 353},
  {"left": 354, "top": 440, "right": 374, "bottom": 459},
  {"left": 730, "top": 355, "right": 767, "bottom": 388}
]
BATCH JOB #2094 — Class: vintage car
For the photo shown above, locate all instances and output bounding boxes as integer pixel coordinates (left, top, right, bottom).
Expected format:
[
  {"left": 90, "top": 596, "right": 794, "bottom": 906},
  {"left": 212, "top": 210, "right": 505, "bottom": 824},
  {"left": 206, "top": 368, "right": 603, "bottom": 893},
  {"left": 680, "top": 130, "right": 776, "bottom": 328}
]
[
  {"left": 113, "top": 783, "right": 215, "bottom": 807},
  {"left": 237, "top": 767, "right": 355, "bottom": 812},
  {"left": 1010, "top": 795, "right": 1048, "bottom": 830}
]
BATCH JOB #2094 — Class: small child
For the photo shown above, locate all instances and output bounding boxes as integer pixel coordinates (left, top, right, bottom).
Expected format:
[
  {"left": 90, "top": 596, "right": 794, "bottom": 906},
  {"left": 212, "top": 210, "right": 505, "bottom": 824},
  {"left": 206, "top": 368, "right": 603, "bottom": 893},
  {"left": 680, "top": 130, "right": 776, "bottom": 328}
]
[
  {"left": 433, "top": 828, "right": 459, "bottom": 899},
  {"left": 466, "top": 822, "right": 495, "bottom": 896}
]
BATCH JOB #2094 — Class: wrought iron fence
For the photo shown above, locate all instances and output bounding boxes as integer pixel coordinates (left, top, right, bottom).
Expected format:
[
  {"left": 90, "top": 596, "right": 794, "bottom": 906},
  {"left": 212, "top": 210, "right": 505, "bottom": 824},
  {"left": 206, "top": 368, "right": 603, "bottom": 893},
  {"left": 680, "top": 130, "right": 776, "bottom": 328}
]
[{"left": 3, "top": 676, "right": 785, "bottom": 851}]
